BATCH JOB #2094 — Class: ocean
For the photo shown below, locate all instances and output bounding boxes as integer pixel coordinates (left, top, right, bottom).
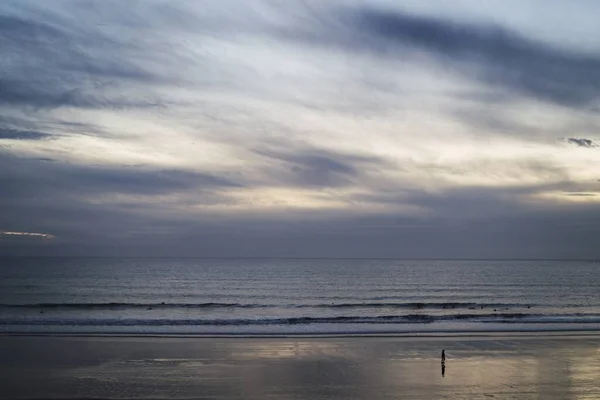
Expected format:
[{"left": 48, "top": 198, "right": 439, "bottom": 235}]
[{"left": 1, "top": 257, "right": 599, "bottom": 335}]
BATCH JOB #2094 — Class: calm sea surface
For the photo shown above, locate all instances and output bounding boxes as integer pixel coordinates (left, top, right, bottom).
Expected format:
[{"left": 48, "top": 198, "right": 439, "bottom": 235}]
[{"left": 1, "top": 258, "right": 599, "bottom": 335}]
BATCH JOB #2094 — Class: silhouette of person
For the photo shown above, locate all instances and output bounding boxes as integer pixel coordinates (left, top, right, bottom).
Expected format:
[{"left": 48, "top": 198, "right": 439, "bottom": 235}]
[{"left": 441, "top": 349, "right": 446, "bottom": 363}]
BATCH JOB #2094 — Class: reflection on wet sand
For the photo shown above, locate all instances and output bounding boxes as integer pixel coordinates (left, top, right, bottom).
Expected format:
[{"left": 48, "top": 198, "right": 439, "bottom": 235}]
[{"left": 1, "top": 335, "right": 599, "bottom": 399}]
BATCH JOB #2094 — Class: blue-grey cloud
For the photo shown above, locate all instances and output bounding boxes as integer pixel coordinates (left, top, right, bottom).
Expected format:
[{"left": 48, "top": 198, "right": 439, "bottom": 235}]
[
  {"left": 0, "top": 11, "right": 168, "bottom": 110},
  {"left": 65, "top": 167, "right": 239, "bottom": 195},
  {"left": 0, "top": 153, "right": 243, "bottom": 251},
  {"left": 360, "top": 9, "right": 600, "bottom": 106},
  {"left": 323, "top": 8, "right": 600, "bottom": 107},
  {"left": 0, "top": 14, "right": 61, "bottom": 40},
  {"left": 255, "top": 148, "right": 379, "bottom": 188},
  {"left": 4, "top": 2, "right": 600, "bottom": 113},
  {"left": 0, "top": 127, "right": 52, "bottom": 140},
  {"left": 0, "top": 154, "right": 239, "bottom": 200},
  {"left": 0, "top": 78, "right": 162, "bottom": 110}
]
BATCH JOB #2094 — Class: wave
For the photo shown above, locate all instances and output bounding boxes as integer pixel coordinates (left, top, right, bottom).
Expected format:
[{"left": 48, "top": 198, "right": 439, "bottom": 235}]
[
  {"left": 308, "top": 302, "right": 527, "bottom": 310},
  {"left": 3, "top": 313, "right": 600, "bottom": 326},
  {"left": 0, "top": 301, "right": 534, "bottom": 310},
  {"left": 0, "top": 302, "right": 266, "bottom": 309}
]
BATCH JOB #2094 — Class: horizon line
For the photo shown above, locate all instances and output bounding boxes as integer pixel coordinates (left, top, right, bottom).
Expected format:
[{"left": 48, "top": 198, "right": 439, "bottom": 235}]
[{"left": 0, "top": 256, "right": 598, "bottom": 262}]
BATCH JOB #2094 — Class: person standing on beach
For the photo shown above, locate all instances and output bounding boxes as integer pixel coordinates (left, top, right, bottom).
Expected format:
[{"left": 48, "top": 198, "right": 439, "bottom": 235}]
[{"left": 441, "top": 349, "right": 446, "bottom": 377}]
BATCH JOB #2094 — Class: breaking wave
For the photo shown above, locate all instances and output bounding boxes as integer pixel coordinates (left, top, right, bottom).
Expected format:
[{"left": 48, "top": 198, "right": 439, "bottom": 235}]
[{"left": 3, "top": 313, "right": 600, "bottom": 327}]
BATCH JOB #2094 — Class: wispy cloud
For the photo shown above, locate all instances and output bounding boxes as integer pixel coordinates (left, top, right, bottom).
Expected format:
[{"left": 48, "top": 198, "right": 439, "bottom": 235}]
[
  {"left": 0, "top": 8, "right": 176, "bottom": 110},
  {"left": 0, "top": 231, "right": 54, "bottom": 239},
  {"left": 344, "top": 8, "right": 600, "bottom": 108},
  {"left": 0, "top": 128, "right": 53, "bottom": 141}
]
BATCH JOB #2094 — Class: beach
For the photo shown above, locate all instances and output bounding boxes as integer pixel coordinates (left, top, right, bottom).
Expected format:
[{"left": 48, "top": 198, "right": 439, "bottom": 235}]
[{"left": 2, "top": 333, "right": 600, "bottom": 399}]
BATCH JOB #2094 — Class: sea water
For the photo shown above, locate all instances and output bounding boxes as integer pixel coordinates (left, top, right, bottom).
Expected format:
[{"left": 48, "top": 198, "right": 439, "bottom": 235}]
[{"left": 1, "top": 257, "right": 599, "bottom": 335}]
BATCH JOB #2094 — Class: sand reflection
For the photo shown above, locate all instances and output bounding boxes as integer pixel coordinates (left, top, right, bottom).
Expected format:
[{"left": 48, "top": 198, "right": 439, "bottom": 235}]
[{"left": 1, "top": 335, "right": 599, "bottom": 399}]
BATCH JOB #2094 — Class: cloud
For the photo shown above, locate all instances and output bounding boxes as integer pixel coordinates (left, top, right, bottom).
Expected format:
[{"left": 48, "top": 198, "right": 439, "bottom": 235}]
[
  {"left": 4, "top": 1, "right": 600, "bottom": 113},
  {"left": 309, "top": 7, "right": 600, "bottom": 108},
  {"left": 0, "top": 127, "right": 53, "bottom": 141},
  {"left": 0, "top": 231, "right": 54, "bottom": 240},
  {"left": 0, "top": 10, "right": 172, "bottom": 110},
  {"left": 0, "top": 13, "right": 62, "bottom": 41},
  {"left": 64, "top": 167, "right": 239, "bottom": 195},
  {"left": 2, "top": 154, "right": 599, "bottom": 258},
  {"left": 1, "top": 1, "right": 600, "bottom": 258},
  {"left": 0, "top": 154, "right": 239, "bottom": 200},
  {"left": 0, "top": 152, "right": 246, "bottom": 252},
  {"left": 254, "top": 147, "right": 385, "bottom": 188},
  {"left": 567, "top": 138, "right": 597, "bottom": 148},
  {"left": 0, "top": 78, "right": 163, "bottom": 110}
]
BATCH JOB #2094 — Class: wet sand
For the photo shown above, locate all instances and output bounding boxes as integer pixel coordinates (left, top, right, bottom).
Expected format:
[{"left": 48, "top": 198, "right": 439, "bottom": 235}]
[{"left": 1, "top": 333, "right": 600, "bottom": 399}]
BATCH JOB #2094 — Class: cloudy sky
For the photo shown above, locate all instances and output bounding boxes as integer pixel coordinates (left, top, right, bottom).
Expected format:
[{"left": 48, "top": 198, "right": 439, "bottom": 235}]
[{"left": 1, "top": 0, "right": 599, "bottom": 258}]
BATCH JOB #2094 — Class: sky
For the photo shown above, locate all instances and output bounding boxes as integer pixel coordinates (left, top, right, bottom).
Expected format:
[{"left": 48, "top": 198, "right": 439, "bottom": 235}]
[{"left": 1, "top": 0, "right": 599, "bottom": 259}]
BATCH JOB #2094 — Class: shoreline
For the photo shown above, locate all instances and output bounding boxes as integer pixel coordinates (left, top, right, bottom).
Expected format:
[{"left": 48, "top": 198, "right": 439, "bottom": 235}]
[{"left": 3, "top": 329, "right": 600, "bottom": 339}]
